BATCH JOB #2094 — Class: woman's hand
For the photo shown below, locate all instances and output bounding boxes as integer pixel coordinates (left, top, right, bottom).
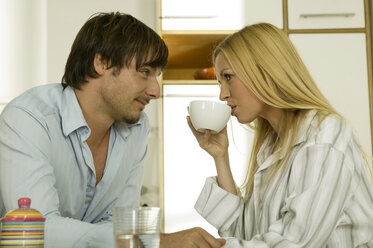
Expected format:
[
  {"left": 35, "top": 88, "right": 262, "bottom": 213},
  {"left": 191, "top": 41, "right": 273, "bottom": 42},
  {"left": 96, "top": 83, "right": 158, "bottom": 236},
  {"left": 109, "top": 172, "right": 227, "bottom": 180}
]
[
  {"left": 160, "top": 227, "right": 226, "bottom": 248},
  {"left": 187, "top": 115, "right": 237, "bottom": 195},
  {"left": 186, "top": 116, "right": 229, "bottom": 160}
]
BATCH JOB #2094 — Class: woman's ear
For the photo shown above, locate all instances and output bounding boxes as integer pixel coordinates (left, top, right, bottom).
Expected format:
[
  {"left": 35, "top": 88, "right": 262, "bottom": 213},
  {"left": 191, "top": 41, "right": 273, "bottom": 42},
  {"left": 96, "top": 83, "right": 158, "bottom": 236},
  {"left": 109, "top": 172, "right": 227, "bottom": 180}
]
[{"left": 93, "top": 54, "right": 107, "bottom": 75}]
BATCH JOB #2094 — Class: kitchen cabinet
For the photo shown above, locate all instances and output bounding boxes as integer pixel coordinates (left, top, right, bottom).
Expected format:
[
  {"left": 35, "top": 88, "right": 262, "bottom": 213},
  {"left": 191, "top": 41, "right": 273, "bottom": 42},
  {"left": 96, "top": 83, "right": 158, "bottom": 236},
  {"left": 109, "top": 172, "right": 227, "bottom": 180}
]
[
  {"left": 160, "top": 0, "right": 283, "bottom": 81},
  {"left": 161, "top": 32, "right": 229, "bottom": 80},
  {"left": 161, "top": 0, "right": 283, "bottom": 31},
  {"left": 161, "top": 0, "right": 239, "bottom": 30},
  {"left": 288, "top": 0, "right": 365, "bottom": 29},
  {"left": 290, "top": 33, "right": 372, "bottom": 155}
]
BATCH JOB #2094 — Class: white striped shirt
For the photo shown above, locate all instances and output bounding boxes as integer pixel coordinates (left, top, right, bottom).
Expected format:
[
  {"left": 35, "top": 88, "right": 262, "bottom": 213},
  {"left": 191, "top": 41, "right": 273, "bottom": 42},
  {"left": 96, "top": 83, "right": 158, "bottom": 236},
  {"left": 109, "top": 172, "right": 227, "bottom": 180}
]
[{"left": 195, "top": 111, "right": 373, "bottom": 247}]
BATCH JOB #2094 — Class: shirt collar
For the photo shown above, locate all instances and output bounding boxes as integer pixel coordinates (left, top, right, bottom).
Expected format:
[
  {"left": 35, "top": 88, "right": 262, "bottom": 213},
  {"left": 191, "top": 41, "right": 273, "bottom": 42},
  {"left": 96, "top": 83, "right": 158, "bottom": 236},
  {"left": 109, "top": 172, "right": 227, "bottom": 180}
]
[
  {"left": 293, "top": 109, "right": 318, "bottom": 147},
  {"left": 278, "top": 110, "right": 319, "bottom": 159},
  {"left": 113, "top": 112, "right": 146, "bottom": 140},
  {"left": 61, "top": 86, "right": 88, "bottom": 137},
  {"left": 257, "top": 110, "right": 319, "bottom": 170},
  {"left": 61, "top": 85, "right": 146, "bottom": 139}
]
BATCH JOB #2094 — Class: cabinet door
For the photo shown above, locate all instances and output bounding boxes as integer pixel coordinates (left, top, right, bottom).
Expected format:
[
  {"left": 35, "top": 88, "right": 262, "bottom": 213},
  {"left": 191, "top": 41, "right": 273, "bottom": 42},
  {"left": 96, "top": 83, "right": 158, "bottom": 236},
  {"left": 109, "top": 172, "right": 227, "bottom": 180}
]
[
  {"left": 288, "top": 0, "right": 365, "bottom": 29},
  {"left": 290, "top": 33, "right": 372, "bottom": 156},
  {"left": 161, "top": 0, "right": 241, "bottom": 30},
  {"left": 242, "top": 0, "right": 283, "bottom": 29},
  {"left": 161, "top": 0, "right": 283, "bottom": 30},
  {"left": 163, "top": 84, "right": 252, "bottom": 235}
]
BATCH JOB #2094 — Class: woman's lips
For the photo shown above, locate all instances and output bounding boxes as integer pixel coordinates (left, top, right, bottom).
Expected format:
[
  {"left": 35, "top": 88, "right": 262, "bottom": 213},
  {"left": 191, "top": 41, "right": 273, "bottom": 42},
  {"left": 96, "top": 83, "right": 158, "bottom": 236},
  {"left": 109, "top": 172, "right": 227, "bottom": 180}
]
[{"left": 228, "top": 105, "right": 236, "bottom": 115}]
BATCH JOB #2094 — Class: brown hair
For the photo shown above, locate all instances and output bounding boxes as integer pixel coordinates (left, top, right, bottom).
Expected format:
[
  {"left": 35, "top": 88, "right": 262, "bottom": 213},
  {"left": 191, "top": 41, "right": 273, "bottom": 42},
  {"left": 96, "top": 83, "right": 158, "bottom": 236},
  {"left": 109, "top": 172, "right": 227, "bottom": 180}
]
[{"left": 62, "top": 12, "right": 168, "bottom": 89}]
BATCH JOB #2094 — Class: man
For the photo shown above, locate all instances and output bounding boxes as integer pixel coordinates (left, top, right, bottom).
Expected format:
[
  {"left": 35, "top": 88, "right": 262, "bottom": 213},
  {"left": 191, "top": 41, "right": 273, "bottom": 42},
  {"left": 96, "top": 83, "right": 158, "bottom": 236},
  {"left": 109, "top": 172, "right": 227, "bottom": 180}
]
[{"left": 0, "top": 12, "right": 225, "bottom": 247}]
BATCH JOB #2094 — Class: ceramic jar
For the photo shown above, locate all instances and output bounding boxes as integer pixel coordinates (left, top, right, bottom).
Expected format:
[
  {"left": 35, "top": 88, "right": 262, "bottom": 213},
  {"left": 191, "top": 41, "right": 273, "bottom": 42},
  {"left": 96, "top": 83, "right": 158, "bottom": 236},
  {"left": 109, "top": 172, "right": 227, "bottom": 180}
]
[{"left": 0, "top": 197, "right": 45, "bottom": 247}]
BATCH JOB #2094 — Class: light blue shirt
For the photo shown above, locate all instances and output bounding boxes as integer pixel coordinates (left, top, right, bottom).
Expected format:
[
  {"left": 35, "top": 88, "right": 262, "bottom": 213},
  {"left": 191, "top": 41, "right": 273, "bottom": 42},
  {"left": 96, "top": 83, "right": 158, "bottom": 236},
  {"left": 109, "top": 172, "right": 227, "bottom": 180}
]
[{"left": 0, "top": 84, "right": 150, "bottom": 247}]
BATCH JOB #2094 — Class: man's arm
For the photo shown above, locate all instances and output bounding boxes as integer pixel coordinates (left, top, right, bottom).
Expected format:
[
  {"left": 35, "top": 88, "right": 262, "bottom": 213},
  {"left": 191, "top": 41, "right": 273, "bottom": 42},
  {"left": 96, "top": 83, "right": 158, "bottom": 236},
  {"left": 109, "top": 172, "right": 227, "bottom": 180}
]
[{"left": 0, "top": 106, "right": 114, "bottom": 247}]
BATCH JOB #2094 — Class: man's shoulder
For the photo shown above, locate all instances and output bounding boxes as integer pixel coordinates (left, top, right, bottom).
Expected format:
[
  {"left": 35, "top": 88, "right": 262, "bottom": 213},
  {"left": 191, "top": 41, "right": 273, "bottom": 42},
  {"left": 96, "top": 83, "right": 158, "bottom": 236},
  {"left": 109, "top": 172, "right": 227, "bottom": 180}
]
[{"left": 4, "top": 84, "right": 64, "bottom": 117}]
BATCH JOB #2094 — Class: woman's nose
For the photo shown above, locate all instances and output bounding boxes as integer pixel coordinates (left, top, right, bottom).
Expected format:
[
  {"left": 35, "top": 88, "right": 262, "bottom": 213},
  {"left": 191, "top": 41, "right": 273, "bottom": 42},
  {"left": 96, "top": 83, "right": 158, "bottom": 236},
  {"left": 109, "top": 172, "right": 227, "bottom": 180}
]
[{"left": 219, "top": 83, "right": 230, "bottom": 101}]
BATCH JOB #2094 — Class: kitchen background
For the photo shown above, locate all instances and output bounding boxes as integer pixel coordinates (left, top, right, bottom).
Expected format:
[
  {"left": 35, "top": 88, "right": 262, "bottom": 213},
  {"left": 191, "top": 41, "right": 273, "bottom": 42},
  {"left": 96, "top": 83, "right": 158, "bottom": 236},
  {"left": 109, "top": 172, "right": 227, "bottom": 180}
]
[{"left": 1, "top": 0, "right": 372, "bottom": 237}]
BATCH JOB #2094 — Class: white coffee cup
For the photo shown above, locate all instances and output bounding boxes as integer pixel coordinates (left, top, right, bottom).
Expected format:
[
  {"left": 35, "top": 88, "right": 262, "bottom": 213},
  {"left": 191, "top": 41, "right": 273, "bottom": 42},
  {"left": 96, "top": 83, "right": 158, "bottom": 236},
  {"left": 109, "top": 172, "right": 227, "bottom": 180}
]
[{"left": 189, "top": 100, "right": 231, "bottom": 133}]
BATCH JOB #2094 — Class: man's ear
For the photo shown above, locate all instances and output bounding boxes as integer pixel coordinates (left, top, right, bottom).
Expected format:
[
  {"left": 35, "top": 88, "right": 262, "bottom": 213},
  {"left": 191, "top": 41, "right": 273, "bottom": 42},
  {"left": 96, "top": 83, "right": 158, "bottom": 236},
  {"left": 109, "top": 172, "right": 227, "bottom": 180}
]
[{"left": 93, "top": 54, "right": 107, "bottom": 75}]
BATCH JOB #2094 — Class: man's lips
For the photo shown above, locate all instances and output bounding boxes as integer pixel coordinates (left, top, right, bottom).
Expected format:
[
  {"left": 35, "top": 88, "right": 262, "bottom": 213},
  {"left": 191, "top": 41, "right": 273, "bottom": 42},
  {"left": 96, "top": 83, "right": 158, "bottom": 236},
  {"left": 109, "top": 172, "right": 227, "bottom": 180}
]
[{"left": 135, "top": 98, "right": 149, "bottom": 109}]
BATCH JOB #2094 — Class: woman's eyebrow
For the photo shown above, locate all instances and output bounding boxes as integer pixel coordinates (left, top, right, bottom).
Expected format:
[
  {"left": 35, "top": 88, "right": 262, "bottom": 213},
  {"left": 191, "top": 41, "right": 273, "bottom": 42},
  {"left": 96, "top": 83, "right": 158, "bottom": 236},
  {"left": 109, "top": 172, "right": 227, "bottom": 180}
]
[{"left": 219, "top": 68, "right": 230, "bottom": 76}]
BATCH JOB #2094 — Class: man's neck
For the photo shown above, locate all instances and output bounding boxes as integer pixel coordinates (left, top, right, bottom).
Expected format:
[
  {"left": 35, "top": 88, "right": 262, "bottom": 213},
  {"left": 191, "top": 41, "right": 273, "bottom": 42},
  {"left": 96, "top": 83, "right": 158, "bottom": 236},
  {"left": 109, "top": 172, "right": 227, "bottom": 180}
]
[{"left": 73, "top": 82, "right": 114, "bottom": 144}]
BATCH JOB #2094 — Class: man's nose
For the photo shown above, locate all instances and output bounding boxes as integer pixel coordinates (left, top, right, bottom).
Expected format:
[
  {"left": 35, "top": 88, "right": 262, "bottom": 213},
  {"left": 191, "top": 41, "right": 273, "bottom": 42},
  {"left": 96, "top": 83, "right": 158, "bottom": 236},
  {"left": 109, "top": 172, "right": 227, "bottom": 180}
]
[{"left": 145, "top": 76, "right": 161, "bottom": 99}]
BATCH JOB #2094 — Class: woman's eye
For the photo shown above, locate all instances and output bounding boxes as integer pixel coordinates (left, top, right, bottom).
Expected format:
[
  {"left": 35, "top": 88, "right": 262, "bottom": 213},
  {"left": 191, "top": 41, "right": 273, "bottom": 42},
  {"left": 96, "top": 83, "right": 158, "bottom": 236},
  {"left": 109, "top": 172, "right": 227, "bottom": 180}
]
[{"left": 224, "top": 73, "right": 232, "bottom": 81}]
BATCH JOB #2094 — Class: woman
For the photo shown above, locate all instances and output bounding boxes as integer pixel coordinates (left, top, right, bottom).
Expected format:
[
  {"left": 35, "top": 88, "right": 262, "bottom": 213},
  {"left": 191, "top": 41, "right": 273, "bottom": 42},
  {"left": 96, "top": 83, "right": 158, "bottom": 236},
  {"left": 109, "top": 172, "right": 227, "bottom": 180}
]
[{"left": 187, "top": 23, "right": 373, "bottom": 247}]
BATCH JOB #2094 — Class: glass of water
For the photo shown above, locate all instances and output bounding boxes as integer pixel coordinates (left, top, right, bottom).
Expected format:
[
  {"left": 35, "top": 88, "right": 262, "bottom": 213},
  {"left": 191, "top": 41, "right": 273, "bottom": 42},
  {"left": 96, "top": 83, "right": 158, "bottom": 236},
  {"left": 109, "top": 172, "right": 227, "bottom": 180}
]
[{"left": 113, "top": 207, "right": 162, "bottom": 248}]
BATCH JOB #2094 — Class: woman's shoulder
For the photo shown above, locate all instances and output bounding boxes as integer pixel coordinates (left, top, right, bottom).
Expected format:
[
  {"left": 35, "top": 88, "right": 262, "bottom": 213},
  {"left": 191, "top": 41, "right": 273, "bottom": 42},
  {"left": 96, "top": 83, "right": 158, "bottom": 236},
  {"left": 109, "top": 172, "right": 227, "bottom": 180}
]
[{"left": 304, "top": 111, "right": 354, "bottom": 152}]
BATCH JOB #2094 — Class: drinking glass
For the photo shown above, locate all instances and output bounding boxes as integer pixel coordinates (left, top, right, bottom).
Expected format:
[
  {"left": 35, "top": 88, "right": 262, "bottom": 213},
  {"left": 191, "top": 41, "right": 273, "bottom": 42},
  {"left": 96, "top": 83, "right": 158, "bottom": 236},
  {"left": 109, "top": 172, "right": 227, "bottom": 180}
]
[{"left": 113, "top": 207, "right": 161, "bottom": 248}]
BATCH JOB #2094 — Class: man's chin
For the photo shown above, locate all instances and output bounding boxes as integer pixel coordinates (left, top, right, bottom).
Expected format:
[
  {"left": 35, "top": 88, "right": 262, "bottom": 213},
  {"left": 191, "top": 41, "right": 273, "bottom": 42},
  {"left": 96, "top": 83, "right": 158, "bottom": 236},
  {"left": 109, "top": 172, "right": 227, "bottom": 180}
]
[{"left": 122, "top": 114, "right": 141, "bottom": 124}]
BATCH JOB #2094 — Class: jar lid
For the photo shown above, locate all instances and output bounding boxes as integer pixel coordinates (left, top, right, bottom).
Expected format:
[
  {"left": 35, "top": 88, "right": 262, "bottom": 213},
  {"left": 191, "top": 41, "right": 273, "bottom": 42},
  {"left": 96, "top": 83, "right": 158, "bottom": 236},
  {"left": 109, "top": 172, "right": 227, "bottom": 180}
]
[{"left": 1, "top": 197, "right": 45, "bottom": 222}]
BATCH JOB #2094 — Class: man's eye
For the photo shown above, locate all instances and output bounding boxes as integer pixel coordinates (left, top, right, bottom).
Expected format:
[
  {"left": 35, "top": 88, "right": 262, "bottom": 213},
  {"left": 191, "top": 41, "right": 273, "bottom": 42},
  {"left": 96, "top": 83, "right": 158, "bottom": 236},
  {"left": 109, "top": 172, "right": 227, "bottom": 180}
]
[{"left": 140, "top": 70, "right": 149, "bottom": 76}]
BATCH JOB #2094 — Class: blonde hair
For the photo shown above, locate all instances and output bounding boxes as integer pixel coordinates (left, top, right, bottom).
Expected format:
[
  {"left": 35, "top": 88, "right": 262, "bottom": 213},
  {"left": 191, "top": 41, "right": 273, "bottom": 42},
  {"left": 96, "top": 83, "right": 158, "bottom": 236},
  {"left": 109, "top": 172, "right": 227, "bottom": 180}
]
[{"left": 213, "top": 23, "right": 340, "bottom": 199}]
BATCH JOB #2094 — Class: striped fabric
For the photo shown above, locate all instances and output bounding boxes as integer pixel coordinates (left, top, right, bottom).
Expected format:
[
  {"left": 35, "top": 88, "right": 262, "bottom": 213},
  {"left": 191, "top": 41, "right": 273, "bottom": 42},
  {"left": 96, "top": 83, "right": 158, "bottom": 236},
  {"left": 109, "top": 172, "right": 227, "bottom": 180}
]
[{"left": 195, "top": 111, "right": 373, "bottom": 247}]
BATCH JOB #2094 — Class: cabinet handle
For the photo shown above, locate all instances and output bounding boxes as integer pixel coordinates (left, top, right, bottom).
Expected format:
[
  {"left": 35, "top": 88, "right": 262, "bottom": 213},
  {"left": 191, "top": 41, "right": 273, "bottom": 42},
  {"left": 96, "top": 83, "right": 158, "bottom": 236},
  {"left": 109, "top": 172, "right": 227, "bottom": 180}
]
[
  {"left": 163, "top": 94, "right": 218, "bottom": 98},
  {"left": 300, "top": 13, "right": 355, "bottom": 18},
  {"left": 161, "top": 16, "right": 217, "bottom": 19}
]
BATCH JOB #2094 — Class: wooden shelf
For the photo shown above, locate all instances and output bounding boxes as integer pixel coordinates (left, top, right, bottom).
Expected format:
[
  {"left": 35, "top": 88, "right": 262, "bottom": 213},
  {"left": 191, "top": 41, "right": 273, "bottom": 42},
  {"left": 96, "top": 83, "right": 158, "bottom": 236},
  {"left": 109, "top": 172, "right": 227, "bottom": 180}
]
[
  {"left": 162, "top": 32, "right": 230, "bottom": 69},
  {"left": 163, "top": 68, "right": 198, "bottom": 80},
  {"left": 162, "top": 79, "right": 218, "bottom": 85},
  {"left": 161, "top": 30, "right": 234, "bottom": 35}
]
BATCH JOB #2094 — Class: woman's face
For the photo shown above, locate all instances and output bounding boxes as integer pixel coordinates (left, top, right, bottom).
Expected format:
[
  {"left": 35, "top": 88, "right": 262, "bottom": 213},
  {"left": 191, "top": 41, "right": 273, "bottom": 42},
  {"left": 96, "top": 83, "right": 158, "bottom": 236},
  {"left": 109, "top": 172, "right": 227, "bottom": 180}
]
[{"left": 215, "top": 53, "right": 265, "bottom": 124}]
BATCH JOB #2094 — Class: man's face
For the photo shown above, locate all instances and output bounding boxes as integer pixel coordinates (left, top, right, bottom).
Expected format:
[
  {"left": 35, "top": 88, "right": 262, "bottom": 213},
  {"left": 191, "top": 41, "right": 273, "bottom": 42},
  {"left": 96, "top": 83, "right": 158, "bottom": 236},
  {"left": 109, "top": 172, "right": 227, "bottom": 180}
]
[{"left": 100, "top": 59, "right": 161, "bottom": 124}]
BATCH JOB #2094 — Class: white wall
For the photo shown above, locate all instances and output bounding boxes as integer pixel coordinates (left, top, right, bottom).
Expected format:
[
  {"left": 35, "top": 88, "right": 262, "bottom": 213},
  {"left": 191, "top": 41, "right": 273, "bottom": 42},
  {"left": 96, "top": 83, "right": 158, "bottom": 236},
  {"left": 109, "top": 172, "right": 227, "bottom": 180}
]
[
  {"left": 0, "top": 0, "right": 158, "bottom": 104},
  {"left": 46, "top": 0, "right": 157, "bottom": 83},
  {"left": 0, "top": 0, "right": 47, "bottom": 100},
  {"left": 0, "top": 0, "right": 157, "bottom": 94}
]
